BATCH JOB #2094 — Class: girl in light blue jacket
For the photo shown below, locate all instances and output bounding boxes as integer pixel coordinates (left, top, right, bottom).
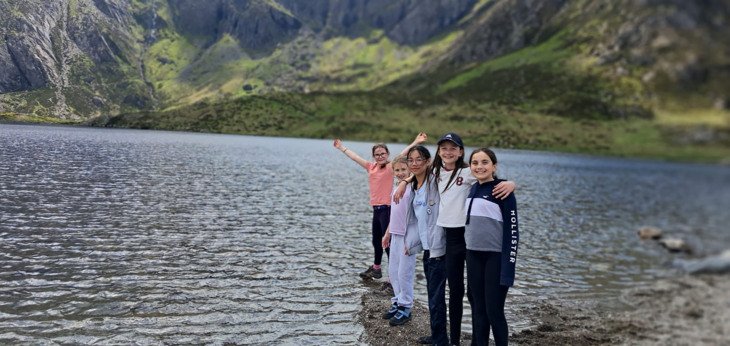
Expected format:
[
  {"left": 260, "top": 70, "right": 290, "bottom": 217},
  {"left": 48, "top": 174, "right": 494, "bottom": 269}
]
[{"left": 404, "top": 145, "right": 449, "bottom": 346}]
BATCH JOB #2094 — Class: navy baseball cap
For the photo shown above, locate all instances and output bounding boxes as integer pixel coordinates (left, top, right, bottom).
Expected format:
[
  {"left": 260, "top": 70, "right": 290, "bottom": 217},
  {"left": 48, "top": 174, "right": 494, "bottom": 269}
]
[{"left": 437, "top": 132, "right": 464, "bottom": 148}]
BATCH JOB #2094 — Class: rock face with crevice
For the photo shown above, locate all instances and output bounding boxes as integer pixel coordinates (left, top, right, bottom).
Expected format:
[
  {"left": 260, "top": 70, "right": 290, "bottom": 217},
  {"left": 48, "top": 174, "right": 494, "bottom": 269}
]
[{"left": 0, "top": 0, "right": 142, "bottom": 118}]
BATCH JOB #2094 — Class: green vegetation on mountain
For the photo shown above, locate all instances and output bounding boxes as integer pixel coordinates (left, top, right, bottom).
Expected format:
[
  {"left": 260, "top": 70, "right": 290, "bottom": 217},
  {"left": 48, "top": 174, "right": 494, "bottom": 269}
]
[
  {"left": 1, "top": 0, "right": 728, "bottom": 163},
  {"left": 85, "top": 92, "right": 730, "bottom": 163},
  {"left": 1, "top": 112, "right": 75, "bottom": 124}
]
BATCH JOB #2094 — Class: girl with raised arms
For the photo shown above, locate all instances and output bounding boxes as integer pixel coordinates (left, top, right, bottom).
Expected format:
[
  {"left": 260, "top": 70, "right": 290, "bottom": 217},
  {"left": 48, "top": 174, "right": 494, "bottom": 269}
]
[{"left": 333, "top": 133, "right": 427, "bottom": 279}]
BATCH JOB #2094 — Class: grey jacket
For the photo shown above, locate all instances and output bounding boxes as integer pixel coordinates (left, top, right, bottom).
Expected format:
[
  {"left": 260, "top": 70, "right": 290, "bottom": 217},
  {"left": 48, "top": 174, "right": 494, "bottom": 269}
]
[
  {"left": 404, "top": 223, "right": 423, "bottom": 256},
  {"left": 405, "top": 173, "right": 445, "bottom": 257}
]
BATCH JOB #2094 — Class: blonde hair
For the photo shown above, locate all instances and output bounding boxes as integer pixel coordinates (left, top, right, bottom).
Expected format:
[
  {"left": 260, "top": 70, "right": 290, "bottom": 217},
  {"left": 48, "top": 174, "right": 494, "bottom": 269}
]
[{"left": 391, "top": 154, "right": 408, "bottom": 166}]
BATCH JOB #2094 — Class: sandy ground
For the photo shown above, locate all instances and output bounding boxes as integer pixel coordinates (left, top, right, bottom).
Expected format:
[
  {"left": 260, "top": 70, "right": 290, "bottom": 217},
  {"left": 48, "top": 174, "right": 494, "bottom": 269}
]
[{"left": 358, "top": 274, "right": 730, "bottom": 345}]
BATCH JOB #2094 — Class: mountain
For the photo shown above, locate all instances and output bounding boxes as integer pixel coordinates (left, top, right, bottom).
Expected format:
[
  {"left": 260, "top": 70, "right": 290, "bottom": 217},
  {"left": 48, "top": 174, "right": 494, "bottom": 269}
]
[
  {"left": 1, "top": 0, "right": 728, "bottom": 161},
  {"left": 0, "top": 0, "right": 480, "bottom": 117}
]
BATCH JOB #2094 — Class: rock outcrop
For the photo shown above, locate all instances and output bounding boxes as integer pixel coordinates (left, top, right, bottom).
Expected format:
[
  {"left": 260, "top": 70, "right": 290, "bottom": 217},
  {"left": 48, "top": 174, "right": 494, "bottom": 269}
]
[
  {"left": 446, "top": 0, "right": 568, "bottom": 64},
  {"left": 277, "top": 0, "right": 477, "bottom": 45},
  {"left": 0, "top": 1, "right": 67, "bottom": 93},
  {"left": 575, "top": 0, "right": 730, "bottom": 97},
  {"left": 169, "top": 0, "right": 301, "bottom": 57},
  {"left": 0, "top": 0, "right": 146, "bottom": 118}
]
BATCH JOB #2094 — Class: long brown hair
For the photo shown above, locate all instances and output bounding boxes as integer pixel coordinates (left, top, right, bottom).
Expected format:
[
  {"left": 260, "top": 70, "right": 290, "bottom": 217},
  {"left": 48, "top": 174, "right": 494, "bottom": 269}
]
[{"left": 432, "top": 141, "right": 466, "bottom": 193}]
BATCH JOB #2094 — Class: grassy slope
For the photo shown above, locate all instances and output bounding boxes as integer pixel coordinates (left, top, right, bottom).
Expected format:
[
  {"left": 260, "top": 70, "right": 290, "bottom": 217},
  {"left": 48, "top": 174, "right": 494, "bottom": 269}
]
[
  {"left": 87, "top": 90, "right": 730, "bottom": 163},
  {"left": 141, "top": 26, "right": 461, "bottom": 107},
  {"left": 0, "top": 112, "right": 76, "bottom": 124}
]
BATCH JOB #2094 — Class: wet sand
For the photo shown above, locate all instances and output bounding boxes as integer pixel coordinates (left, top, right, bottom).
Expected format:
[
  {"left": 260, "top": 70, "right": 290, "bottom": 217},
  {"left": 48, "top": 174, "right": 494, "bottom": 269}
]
[{"left": 358, "top": 274, "right": 730, "bottom": 345}]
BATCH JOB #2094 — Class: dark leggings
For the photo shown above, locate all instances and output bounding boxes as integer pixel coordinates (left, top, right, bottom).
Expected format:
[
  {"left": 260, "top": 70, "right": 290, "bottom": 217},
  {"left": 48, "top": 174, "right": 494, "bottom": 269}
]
[
  {"left": 423, "top": 250, "right": 449, "bottom": 346},
  {"left": 467, "top": 250, "right": 509, "bottom": 346},
  {"left": 444, "top": 227, "right": 471, "bottom": 344},
  {"left": 372, "top": 207, "right": 390, "bottom": 265}
]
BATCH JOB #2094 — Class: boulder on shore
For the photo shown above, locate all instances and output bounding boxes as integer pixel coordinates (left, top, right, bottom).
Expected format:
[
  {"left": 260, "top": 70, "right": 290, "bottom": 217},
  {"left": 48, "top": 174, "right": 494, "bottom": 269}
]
[
  {"left": 658, "top": 237, "right": 691, "bottom": 253},
  {"left": 637, "top": 226, "right": 663, "bottom": 240}
]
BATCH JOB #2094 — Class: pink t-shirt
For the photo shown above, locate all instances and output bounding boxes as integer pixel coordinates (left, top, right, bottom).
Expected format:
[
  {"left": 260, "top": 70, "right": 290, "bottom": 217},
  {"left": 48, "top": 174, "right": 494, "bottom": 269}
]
[
  {"left": 367, "top": 162, "right": 393, "bottom": 206},
  {"left": 388, "top": 186, "right": 411, "bottom": 236}
]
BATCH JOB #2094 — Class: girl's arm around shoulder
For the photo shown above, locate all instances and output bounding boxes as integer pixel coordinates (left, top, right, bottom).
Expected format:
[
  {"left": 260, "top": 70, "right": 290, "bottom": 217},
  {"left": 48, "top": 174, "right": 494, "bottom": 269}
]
[
  {"left": 392, "top": 173, "right": 414, "bottom": 204},
  {"left": 493, "top": 179, "right": 516, "bottom": 200}
]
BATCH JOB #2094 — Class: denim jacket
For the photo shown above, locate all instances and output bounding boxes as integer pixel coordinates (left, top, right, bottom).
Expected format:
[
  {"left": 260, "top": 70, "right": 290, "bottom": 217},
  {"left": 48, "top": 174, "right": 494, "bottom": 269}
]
[{"left": 405, "top": 173, "right": 444, "bottom": 257}]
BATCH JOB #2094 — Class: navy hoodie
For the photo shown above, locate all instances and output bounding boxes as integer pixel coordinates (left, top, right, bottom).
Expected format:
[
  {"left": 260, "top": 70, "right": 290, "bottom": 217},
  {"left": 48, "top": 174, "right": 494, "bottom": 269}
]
[{"left": 465, "top": 179, "right": 519, "bottom": 287}]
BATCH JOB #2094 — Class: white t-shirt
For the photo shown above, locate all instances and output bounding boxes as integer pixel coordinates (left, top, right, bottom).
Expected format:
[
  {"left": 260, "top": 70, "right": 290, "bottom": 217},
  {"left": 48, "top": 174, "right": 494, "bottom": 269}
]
[{"left": 436, "top": 166, "right": 477, "bottom": 228}]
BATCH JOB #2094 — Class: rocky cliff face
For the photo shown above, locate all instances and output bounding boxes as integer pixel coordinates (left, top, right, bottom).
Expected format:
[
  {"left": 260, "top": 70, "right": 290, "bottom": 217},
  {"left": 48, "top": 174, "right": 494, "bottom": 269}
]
[
  {"left": 0, "top": 1, "right": 67, "bottom": 93},
  {"left": 578, "top": 0, "right": 730, "bottom": 102},
  {"left": 0, "top": 0, "right": 727, "bottom": 118},
  {"left": 168, "top": 0, "right": 301, "bottom": 57},
  {"left": 0, "top": 0, "right": 146, "bottom": 118},
  {"left": 0, "top": 0, "right": 482, "bottom": 117},
  {"left": 446, "top": 0, "right": 568, "bottom": 64},
  {"left": 403, "top": 0, "right": 729, "bottom": 117},
  {"left": 163, "top": 0, "right": 478, "bottom": 54},
  {"left": 274, "top": 0, "right": 477, "bottom": 45}
]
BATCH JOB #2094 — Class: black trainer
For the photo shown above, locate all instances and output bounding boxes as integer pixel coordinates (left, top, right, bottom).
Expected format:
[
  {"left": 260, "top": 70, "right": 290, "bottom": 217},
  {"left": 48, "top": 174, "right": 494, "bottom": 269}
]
[
  {"left": 382, "top": 302, "right": 398, "bottom": 319},
  {"left": 417, "top": 335, "right": 433, "bottom": 344},
  {"left": 359, "top": 265, "right": 382, "bottom": 279},
  {"left": 389, "top": 306, "right": 412, "bottom": 326}
]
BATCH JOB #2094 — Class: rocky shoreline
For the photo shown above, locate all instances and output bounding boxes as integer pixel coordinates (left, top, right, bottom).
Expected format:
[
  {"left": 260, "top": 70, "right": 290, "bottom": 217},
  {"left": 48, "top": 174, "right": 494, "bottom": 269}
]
[
  {"left": 513, "top": 274, "right": 730, "bottom": 345},
  {"left": 357, "top": 279, "right": 472, "bottom": 345},
  {"left": 358, "top": 274, "right": 730, "bottom": 345}
]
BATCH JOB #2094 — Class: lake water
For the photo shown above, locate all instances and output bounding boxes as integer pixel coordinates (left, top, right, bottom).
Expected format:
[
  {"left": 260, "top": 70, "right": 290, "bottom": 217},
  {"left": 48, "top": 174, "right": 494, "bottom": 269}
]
[{"left": 1, "top": 124, "right": 729, "bottom": 344}]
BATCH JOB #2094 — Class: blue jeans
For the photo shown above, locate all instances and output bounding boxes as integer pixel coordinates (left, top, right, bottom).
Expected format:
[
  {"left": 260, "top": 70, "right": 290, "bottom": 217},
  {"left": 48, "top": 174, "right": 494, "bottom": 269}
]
[{"left": 423, "top": 250, "right": 448, "bottom": 346}]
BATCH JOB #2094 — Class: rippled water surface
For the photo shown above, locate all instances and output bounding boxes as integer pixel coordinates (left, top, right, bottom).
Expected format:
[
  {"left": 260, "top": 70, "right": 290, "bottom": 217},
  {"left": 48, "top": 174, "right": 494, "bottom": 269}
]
[{"left": 1, "top": 124, "right": 729, "bottom": 344}]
